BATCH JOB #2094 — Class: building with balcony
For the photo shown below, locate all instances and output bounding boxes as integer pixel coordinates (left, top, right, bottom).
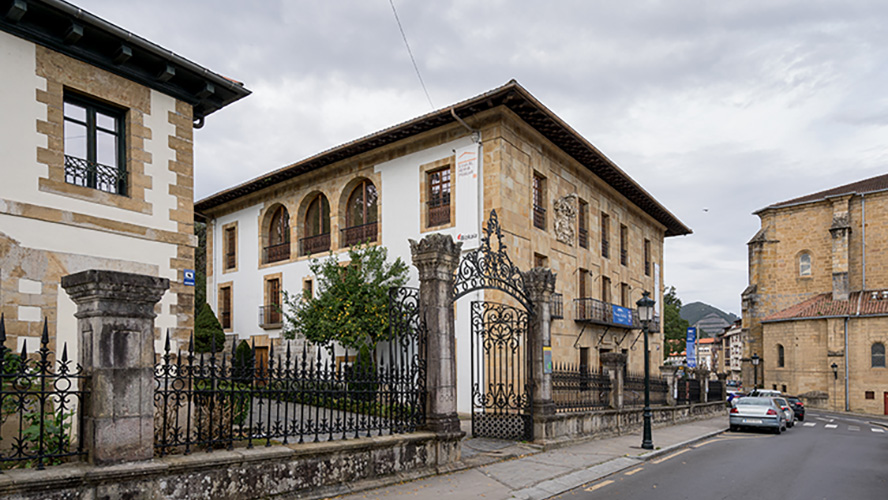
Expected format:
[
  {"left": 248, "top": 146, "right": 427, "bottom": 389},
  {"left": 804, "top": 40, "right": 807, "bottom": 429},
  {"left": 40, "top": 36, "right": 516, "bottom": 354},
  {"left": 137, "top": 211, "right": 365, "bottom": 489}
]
[
  {"left": 197, "top": 80, "right": 690, "bottom": 413},
  {"left": 742, "top": 173, "right": 888, "bottom": 415},
  {"left": 0, "top": 0, "right": 249, "bottom": 354}
]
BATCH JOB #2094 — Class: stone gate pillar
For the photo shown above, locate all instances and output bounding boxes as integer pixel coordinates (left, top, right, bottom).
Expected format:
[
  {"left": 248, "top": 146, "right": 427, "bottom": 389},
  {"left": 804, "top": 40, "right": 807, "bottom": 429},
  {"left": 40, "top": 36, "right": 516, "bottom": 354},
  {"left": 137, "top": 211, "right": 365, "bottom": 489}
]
[
  {"left": 524, "top": 268, "right": 557, "bottom": 417},
  {"left": 61, "top": 269, "right": 169, "bottom": 465},
  {"left": 409, "top": 234, "right": 462, "bottom": 434},
  {"left": 601, "top": 352, "right": 627, "bottom": 409}
]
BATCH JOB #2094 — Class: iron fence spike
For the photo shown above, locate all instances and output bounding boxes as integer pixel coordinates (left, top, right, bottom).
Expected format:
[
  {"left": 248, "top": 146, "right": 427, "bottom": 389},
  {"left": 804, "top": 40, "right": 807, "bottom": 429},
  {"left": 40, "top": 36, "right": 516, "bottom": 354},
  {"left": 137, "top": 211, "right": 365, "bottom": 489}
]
[
  {"left": 41, "top": 317, "right": 49, "bottom": 346},
  {"left": 0, "top": 313, "right": 5, "bottom": 343}
]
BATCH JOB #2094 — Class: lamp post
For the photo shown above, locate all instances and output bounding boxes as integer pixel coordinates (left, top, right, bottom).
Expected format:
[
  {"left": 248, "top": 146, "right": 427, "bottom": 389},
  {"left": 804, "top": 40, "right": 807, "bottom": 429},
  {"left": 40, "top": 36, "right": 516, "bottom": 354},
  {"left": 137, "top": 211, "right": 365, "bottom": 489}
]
[
  {"left": 751, "top": 353, "right": 760, "bottom": 389},
  {"left": 636, "top": 291, "right": 656, "bottom": 450}
]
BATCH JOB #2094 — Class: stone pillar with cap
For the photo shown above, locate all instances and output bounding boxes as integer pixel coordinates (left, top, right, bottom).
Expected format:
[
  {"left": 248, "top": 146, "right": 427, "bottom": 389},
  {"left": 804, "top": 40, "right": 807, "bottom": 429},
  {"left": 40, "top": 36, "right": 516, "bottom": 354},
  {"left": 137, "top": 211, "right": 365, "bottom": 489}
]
[
  {"left": 61, "top": 269, "right": 169, "bottom": 465},
  {"left": 524, "top": 267, "right": 557, "bottom": 417},
  {"left": 601, "top": 352, "right": 627, "bottom": 409},
  {"left": 409, "top": 234, "right": 462, "bottom": 434}
]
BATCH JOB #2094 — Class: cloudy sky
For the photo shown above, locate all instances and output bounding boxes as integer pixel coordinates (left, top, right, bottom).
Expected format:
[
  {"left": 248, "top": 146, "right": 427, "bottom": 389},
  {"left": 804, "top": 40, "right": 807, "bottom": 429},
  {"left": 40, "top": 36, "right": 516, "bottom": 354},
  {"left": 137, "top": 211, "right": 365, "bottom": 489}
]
[{"left": 75, "top": 0, "right": 888, "bottom": 315}]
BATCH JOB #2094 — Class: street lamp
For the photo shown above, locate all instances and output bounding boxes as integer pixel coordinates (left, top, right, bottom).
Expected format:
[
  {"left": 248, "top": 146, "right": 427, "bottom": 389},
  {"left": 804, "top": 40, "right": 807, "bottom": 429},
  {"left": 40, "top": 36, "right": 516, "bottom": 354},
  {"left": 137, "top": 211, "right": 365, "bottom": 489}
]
[
  {"left": 751, "top": 353, "right": 760, "bottom": 389},
  {"left": 831, "top": 362, "right": 838, "bottom": 411},
  {"left": 636, "top": 291, "right": 656, "bottom": 450}
]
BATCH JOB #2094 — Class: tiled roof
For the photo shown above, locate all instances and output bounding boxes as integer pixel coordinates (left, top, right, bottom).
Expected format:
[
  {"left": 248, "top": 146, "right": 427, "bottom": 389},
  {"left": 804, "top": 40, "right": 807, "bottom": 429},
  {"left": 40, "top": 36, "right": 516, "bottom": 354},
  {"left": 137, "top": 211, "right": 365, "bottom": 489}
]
[
  {"left": 761, "top": 173, "right": 888, "bottom": 211},
  {"left": 762, "top": 290, "right": 888, "bottom": 322}
]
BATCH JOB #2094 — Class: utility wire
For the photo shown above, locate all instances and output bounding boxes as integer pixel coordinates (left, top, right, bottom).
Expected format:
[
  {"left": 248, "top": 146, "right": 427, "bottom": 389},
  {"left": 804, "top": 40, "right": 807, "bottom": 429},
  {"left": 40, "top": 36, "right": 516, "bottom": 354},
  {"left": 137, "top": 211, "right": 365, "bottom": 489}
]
[{"left": 389, "top": 0, "right": 434, "bottom": 109}]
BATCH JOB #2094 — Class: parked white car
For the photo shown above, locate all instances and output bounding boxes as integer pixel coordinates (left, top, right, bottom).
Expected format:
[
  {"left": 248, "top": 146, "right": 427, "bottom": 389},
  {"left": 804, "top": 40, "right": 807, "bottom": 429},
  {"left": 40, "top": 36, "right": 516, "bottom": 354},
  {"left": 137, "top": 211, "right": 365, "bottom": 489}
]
[{"left": 729, "top": 396, "right": 788, "bottom": 434}]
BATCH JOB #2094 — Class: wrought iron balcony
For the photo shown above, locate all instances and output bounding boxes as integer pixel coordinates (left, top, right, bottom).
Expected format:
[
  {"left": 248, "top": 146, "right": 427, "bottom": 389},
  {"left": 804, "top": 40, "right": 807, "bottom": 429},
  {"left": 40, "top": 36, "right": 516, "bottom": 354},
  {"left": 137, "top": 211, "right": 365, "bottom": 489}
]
[
  {"left": 550, "top": 293, "right": 564, "bottom": 320},
  {"left": 300, "top": 233, "right": 330, "bottom": 256},
  {"left": 341, "top": 222, "right": 378, "bottom": 247},
  {"left": 573, "top": 297, "right": 658, "bottom": 331},
  {"left": 64, "top": 155, "right": 126, "bottom": 195},
  {"left": 533, "top": 204, "right": 546, "bottom": 229},
  {"left": 428, "top": 202, "right": 450, "bottom": 227},
  {"left": 259, "top": 305, "right": 282, "bottom": 329},
  {"left": 263, "top": 241, "right": 290, "bottom": 263}
]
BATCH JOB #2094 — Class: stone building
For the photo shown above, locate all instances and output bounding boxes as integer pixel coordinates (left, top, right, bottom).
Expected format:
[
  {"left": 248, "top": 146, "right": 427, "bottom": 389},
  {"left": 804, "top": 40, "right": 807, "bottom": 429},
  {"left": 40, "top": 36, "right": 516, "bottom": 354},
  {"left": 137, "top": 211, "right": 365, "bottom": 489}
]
[
  {"left": 0, "top": 0, "right": 250, "bottom": 354},
  {"left": 715, "top": 319, "right": 743, "bottom": 383},
  {"left": 742, "top": 173, "right": 888, "bottom": 415},
  {"left": 196, "top": 80, "right": 690, "bottom": 414}
]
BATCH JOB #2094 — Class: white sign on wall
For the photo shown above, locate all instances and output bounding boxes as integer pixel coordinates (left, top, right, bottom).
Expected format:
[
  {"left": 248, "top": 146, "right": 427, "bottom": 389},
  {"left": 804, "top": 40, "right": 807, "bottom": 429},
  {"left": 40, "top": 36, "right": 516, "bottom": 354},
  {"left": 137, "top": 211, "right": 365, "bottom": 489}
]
[{"left": 455, "top": 144, "right": 481, "bottom": 250}]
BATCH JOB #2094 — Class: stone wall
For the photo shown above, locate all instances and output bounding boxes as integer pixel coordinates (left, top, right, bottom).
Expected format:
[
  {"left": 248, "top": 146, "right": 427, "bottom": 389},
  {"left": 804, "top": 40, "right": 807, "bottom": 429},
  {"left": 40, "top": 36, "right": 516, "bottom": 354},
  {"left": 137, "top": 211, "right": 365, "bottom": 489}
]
[
  {"left": 0, "top": 432, "right": 461, "bottom": 500},
  {"left": 534, "top": 401, "right": 726, "bottom": 449}
]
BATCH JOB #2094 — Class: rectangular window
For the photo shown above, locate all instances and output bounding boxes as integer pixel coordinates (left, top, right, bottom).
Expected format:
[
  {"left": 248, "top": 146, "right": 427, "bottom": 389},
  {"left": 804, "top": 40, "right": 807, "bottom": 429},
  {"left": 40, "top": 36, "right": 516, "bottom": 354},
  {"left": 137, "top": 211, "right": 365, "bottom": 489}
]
[
  {"left": 579, "top": 347, "right": 590, "bottom": 374},
  {"left": 63, "top": 93, "right": 127, "bottom": 195},
  {"left": 578, "top": 269, "right": 588, "bottom": 320},
  {"left": 601, "top": 276, "right": 611, "bottom": 304},
  {"left": 578, "top": 199, "right": 588, "bottom": 248},
  {"left": 427, "top": 167, "right": 451, "bottom": 227},
  {"left": 225, "top": 226, "right": 237, "bottom": 271},
  {"left": 533, "top": 173, "right": 546, "bottom": 230},
  {"left": 644, "top": 239, "right": 651, "bottom": 276},
  {"left": 534, "top": 253, "right": 548, "bottom": 268},
  {"left": 261, "top": 276, "right": 282, "bottom": 328},
  {"left": 303, "top": 277, "right": 314, "bottom": 299},
  {"left": 621, "top": 283, "right": 630, "bottom": 307},
  {"left": 866, "top": 391, "right": 875, "bottom": 400},
  {"left": 219, "top": 285, "right": 232, "bottom": 330},
  {"left": 620, "top": 224, "right": 628, "bottom": 266},
  {"left": 601, "top": 213, "right": 610, "bottom": 258}
]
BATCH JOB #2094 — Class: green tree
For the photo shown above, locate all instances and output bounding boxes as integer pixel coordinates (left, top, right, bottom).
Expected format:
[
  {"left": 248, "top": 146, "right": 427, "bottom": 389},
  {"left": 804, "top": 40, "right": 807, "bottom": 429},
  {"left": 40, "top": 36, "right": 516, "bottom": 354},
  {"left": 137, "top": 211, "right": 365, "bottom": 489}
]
[
  {"left": 282, "top": 244, "right": 408, "bottom": 349},
  {"left": 194, "top": 302, "right": 226, "bottom": 353},
  {"left": 663, "top": 286, "right": 690, "bottom": 359},
  {"left": 194, "top": 221, "right": 207, "bottom": 312}
]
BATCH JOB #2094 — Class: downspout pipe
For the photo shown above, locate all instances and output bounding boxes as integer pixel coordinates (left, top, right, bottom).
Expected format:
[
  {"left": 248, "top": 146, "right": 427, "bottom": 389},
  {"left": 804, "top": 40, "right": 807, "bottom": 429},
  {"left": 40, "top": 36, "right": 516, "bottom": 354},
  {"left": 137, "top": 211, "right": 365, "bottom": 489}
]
[
  {"left": 844, "top": 316, "right": 849, "bottom": 412},
  {"left": 450, "top": 108, "right": 481, "bottom": 143},
  {"left": 862, "top": 193, "right": 866, "bottom": 291}
]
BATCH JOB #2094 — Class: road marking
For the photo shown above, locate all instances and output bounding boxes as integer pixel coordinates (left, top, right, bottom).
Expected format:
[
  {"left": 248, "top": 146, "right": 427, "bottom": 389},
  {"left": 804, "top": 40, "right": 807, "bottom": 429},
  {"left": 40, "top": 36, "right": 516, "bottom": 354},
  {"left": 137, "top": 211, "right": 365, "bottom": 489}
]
[
  {"left": 816, "top": 417, "right": 830, "bottom": 422},
  {"left": 803, "top": 422, "right": 816, "bottom": 427},
  {"left": 872, "top": 428, "right": 886, "bottom": 433},
  {"left": 825, "top": 424, "right": 837, "bottom": 429},
  {"left": 585, "top": 480, "right": 614, "bottom": 492},
  {"left": 652, "top": 449, "right": 689, "bottom": 464},
  {"left": 849, "top": 426, "right": 860, "bottom": 431},
  {"left": 624, "top": 467, "right": 643, "bottom": 476}
]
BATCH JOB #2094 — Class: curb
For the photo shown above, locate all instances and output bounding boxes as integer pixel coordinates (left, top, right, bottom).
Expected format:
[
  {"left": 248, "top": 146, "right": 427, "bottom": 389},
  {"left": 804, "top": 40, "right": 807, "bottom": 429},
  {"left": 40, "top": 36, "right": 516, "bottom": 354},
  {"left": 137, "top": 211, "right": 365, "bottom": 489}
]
[{"left": 638, "top": 427, "right": 729, "bottom": 462}]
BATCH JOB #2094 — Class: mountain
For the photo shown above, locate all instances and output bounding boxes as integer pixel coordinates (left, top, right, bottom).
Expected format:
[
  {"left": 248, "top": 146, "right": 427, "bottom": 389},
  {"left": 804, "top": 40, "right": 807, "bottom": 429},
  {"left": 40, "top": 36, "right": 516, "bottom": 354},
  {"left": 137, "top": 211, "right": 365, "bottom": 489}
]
[{"left": 680, "top": 302, "right": 739, "bottom": 336}]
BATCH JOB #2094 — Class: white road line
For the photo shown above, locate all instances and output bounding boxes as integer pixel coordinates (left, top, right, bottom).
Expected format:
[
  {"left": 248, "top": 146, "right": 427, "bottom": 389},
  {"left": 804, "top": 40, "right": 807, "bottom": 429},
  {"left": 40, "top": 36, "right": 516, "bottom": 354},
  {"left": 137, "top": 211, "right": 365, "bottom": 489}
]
[
  {"left": 825, "top": 424, "right": 838, "bottom": 429},
  {"left": 803, "top": 422, "right": 816, "bottom": 427},
  {"left": 849, "top": 426, "right": 860, "bottom": 431},
  {"left": 816, "top": 417, "right": 830, "bottom": 422},
  {"left": 872, "top": 428, "right": 886, "bottom": 433}
]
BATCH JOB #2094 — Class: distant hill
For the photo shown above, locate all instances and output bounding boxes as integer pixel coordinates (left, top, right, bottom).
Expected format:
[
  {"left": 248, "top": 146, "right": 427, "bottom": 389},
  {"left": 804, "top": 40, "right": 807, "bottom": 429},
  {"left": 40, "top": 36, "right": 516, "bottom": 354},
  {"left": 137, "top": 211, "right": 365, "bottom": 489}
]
[{"left": 680, "top": 302, "right": 739, "bottom": 335}]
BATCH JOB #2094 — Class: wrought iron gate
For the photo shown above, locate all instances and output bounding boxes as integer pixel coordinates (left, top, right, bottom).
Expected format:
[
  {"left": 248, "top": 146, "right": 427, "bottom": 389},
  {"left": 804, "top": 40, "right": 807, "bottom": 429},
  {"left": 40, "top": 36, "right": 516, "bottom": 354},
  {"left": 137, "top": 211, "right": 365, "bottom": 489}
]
[{"left": 471, "top": 301, "right": 532, "bottom": 440}]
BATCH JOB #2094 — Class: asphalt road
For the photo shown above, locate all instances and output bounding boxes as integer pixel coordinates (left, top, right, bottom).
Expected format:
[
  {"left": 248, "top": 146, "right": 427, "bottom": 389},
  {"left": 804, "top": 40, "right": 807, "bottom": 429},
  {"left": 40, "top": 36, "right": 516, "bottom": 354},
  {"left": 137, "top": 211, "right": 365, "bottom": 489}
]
[{"left": 557, "top": 411, "right": 888, "bottom": 500}]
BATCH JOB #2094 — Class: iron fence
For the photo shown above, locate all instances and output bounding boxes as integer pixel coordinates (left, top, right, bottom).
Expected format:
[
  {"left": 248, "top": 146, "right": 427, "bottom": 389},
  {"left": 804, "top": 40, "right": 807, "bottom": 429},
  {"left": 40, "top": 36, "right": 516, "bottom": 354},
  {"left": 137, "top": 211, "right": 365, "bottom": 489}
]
[
  {"left": 0, "top": 317, "right": 87, "bottom": 470},
  {"left": 707, "top": 379, "right": 724, "bottom": 402},
  {"left": 676, "top": 378, "right": 702, "bottom": 404},
  {"left": 552, "top": 363, "right": 611, "bottom": 412},
  {"left": 623, "top": 372, "right": 669, "bottom": 407},
  {"left": 154, "top": 287, "right": 426, "bottom": 456}
]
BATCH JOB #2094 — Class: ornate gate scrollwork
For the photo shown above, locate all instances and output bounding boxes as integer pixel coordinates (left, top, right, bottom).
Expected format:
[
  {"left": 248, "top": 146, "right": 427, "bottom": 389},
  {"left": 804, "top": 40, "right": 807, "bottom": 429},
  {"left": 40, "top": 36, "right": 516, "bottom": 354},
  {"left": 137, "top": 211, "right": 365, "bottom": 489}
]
[
  {"left": 452, "top": 210, "right": 533, "bottom": 314},
  {"left": 471, "top": 301, "right": 532, "bottom": 441}
]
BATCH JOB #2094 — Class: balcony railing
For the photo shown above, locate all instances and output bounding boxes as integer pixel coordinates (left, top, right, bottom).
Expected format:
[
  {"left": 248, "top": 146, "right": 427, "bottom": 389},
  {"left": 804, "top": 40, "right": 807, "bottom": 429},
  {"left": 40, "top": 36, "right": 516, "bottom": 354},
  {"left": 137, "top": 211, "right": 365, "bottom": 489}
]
[
  {"left": 64, "top": 155, "right": 126, "bottom": 195},
  {"left": 573, "top": 297, "right": 660, "bottom": 331},
  {"left": 428, "top": 203, "right": 450, "bottom": 227},
  {"left": 550, "top": 293, "right": 564, "bottom": 319},
  {"left": 341, "top": 222, "right": 378, "bottom": 247},
  {"left": 263, "top": 241, "right": 290, "bottom": 263},
  {"left": 300, "top": 233, "right": 330, "bottom": 256},
  {"left": 259, "top": 305, "right": 282, "bottom": 328},
  {"left": 533, "top": 204, "right": 546, "bottom": 229},
  {"left": 578, "top": 228, "right": 588, "bottom": 249},
  {"left": 601, "top": 239, "right": 609, "bottom": 258}
]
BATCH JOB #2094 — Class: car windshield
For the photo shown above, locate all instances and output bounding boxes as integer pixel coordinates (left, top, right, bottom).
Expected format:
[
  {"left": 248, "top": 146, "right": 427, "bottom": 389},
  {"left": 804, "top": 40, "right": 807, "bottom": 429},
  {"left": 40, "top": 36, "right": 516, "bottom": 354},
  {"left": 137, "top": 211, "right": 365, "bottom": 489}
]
[
  {"left": 788, "top": 397, "right": 800, "bottom": 403},
  {"left": 736, "top": 397, "right": 771, "bottom": 406}
]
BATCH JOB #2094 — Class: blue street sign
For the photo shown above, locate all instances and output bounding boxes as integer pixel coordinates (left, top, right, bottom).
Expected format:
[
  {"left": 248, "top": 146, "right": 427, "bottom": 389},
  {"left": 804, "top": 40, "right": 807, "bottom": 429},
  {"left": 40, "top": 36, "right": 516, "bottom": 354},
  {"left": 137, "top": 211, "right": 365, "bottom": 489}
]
[
  {"left": 184, "top": 269, "right": 195, "bottom": 286},
  {"left": 611, "top": 305, "right": 634, "bottom": 326}
]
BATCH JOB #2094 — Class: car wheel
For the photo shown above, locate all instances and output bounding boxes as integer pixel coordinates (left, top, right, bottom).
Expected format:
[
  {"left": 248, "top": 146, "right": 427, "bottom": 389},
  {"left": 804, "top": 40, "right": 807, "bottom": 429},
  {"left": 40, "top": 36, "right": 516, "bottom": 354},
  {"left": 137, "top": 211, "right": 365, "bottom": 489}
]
[
  {"left": 730, "top": 424, "right": 739, "bottom": 432},
  {"left": 798, "top": 415, "right": 804, "bottom": 422},
  {"left": 775, "top": 424, "right": 782, "bottom": 435}
]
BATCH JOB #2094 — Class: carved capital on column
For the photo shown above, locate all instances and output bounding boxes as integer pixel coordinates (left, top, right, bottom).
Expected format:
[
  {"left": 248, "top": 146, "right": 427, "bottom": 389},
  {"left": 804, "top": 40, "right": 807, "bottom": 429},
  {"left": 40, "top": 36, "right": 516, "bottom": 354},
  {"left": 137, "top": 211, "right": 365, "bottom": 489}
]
[
  {"left": 409, "top": 233, "right": 462, "bottom": 281},
  {"left": 522, "top": 268, "right": 556, "bottom": 303},
  {"left": 600, "top": 352, "right": 627, "bottom": 370},
  {"left": 61, "top": 269, "right": 170, "bottom": 319}
]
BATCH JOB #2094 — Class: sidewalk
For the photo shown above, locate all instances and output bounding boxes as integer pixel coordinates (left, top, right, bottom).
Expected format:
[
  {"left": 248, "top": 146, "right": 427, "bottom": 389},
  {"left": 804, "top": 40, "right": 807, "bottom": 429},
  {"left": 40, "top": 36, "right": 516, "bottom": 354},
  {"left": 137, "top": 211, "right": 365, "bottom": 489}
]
[{"left": 329, "top": 415, "right": 728, "bottom": 500}]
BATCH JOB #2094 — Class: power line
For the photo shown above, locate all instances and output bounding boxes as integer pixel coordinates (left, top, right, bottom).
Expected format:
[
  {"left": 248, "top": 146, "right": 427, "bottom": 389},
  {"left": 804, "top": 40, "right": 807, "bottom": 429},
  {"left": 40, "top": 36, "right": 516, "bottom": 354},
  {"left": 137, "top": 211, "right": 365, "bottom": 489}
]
[{"left": 389, "top": 0, "right": 434, "bottom": 110}]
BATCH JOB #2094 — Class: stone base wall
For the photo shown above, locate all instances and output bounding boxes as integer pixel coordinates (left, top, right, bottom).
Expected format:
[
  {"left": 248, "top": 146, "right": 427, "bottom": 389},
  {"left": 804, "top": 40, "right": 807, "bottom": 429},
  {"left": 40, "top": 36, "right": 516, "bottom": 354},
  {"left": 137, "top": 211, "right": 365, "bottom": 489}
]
[
  {"left": 0, "top": 432, "right": 462, "bottom": 500},
  {"left": 534, "top": 401, "right": 726, "bottom": 448}
]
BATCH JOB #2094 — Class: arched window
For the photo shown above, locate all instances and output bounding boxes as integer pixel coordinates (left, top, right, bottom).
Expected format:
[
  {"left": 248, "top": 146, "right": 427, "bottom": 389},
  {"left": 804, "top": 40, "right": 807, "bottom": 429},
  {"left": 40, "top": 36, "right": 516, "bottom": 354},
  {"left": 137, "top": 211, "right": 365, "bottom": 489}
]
[
  {"left": 777, "top": 344, "right": 785, "bottom": 367},
  {"left": 343, "top": 180, "right": 378, "bottom": 246},
  {"left": 873, "top": 343, "right": 886, "bottom": 368},
  {"left": 301, "top": 193, "right": 330, "bottom": 255},
  {"left": 799, "top": 252, "right": 812, "bottom": 276},
  {"left": 264, "top": 205, "right": 290, "bottom": 263}
]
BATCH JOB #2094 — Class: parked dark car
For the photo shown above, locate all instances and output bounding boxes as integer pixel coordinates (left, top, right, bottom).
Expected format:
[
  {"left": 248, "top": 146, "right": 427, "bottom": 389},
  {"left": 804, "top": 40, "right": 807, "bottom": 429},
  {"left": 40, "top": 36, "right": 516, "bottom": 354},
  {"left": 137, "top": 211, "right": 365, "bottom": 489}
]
[{"left": 786, "top": 396, "right": 805, "bottom": 421}]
